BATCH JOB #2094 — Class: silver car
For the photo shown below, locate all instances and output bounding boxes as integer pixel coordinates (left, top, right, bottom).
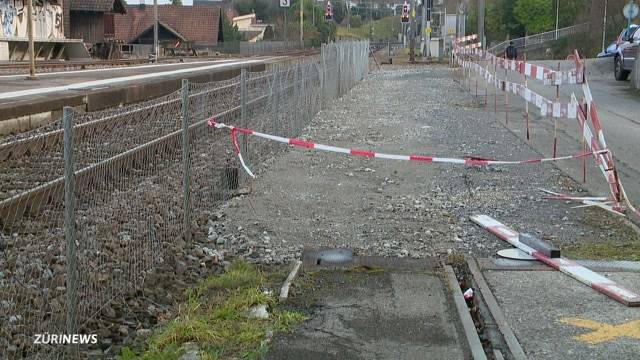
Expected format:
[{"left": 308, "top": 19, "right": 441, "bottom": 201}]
[
  {"left": 615, "top": 25, "right": 640, "bottom": 80},
  {"left": 598, "top": 25, "right": 638, "bottom": 57}
]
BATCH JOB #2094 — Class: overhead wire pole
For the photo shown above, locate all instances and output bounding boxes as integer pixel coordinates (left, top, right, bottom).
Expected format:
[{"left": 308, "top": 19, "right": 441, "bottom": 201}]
[
  {"left": 154, "top": 0, "right": 159, "bottom": 62},
  {"left": 421, "top": 0, "right": 426, "bottom": 60},
  {"left": 478, "top": 0, "right": 485, "bottom": 49},
  {"left": 555, "top": 0, "right": 560, "bottom": 39},
  {"left": 27, "top": 0, "right": 36, "bottom": 80},
  {"left": 409, "top": 0, "right": 416, "bottom": 62},
  {"left": 300, "top": 0, "right": 304, "bottom": 47},
  {"left": 602, "top": 0, "right": 608, "bottom": 53},
  {"left": 426, "top": 0, "right": 432, "bottom": 59}
]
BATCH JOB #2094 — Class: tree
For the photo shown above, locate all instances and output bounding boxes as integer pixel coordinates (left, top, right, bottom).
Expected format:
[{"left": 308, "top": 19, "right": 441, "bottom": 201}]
[
  {"left": 282, "top": 0, "right": 335, "bottom": 45},
  {"left": 171, "top": 0, "right": 182, "bottom": 5},
  {"left": 484, "top": 0, "right": 525, "bottom": 43},
  {"left": 330, "top": 0, "right": 346, "bottom": 25},
  {"left": 513, "top": 0, "right": 554, "bottom": 34},
  {"left": 263, "top": 25, "right": 275, "bottom": 40},
  {"left": 350, "top": 15, "right": 362, "bottom": 28},
  {"left": 233, "top": 0, "right": 279, "bottom": 22},
  {"left": 221, "top": 14, "right": 243, "bottom": 42}
]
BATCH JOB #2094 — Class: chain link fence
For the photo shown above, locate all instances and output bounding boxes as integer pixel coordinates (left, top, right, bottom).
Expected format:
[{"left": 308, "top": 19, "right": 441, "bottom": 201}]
[{"left": 0, "top": 40, "right": 368, "bottom": 359}]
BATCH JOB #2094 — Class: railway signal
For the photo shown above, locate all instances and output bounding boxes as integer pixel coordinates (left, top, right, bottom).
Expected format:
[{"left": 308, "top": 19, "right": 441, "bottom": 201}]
[
  {"left": 401, "top": 1, "right": 410, "bottom": 24},
  {"left": 325, "top": 1, "right": 333, "bottom": 20}
]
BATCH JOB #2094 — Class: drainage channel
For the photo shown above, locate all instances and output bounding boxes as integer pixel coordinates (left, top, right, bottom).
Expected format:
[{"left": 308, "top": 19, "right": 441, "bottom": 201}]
[{"left": 451, "top": 260, "right": 513, "bottom": 360}]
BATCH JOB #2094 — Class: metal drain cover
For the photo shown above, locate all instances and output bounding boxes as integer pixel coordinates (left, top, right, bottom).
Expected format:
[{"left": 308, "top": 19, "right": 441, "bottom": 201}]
[{"left": 307, "top": 248, "right": 354, "bottom": 265}]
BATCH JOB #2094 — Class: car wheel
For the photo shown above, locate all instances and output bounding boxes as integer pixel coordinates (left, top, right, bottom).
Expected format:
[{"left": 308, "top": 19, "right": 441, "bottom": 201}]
[{"left": 615, "top": 56, "right": 630, "bottom": 81}]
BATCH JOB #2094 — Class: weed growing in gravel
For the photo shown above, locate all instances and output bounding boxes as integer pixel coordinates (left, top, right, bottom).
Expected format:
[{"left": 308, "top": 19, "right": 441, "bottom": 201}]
[
  {"left": 564, "top": 241, "right": 640, "bottom": 261},
  {"left": 119, "top": 262, "right": 307, "bottom": 360}
]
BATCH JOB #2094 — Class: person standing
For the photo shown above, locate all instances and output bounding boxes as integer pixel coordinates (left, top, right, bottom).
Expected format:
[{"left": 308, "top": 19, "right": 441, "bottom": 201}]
[{"left": 505, "top": 41, "right": 518, "bottom": 60}]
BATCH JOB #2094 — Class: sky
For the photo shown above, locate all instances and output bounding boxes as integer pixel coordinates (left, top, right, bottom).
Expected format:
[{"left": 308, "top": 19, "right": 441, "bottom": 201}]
[{"left": 126, "top": 0, "right": 195, "bottom": 5}]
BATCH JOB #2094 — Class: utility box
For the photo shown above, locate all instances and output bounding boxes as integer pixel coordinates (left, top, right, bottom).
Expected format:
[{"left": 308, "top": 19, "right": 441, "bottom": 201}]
[{"left": 430, "top": 38, "right": 441, "bottom": 59}]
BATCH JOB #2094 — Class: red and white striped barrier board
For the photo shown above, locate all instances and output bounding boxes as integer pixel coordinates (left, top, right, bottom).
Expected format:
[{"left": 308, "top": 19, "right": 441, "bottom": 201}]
[
  {"left": 471, "top": 214, "right": 640, "bottom": 307},
  {"left": 461, "top": 42, "right": 482, "bottom": 50},
  {"left": 207, "top": 119, "right": 606, "bottom": 177},
  {"left": 454, "top": 34, "right": 478, "bottom": 44},
  {"left": 571, "top": 93, "right": 622, "bottom": 211}
]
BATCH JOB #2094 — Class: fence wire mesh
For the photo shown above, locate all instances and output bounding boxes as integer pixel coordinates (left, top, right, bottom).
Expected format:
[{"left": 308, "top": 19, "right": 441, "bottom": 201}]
[{"left": 0, "top": 40, "right": 368, "bottom": 359}]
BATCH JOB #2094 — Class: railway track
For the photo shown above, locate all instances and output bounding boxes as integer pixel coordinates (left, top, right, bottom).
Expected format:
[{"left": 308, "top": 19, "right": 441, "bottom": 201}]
[
  {"left": 0, "top": 42, "right": 358, "bottom": 359},
  {"left": 0, "top": 52, "right": 324, "bottom": 227},
  {"left": 0, "top": 66, "right": 314, "bottom": 227}
]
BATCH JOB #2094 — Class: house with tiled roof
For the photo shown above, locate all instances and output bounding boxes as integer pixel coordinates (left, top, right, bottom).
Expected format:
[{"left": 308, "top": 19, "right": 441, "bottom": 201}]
[
  {"left": 232, "top": 13, "right": 272, "bottom": 43},
  {"left": 113, "top": 4, "right": 223, "bottom": 48},
  {"left": 68, "top": 0, "right": 128, "bottom": 44},
  {"left": 193, "top": 0, "right": 237, "bottom": 20}
]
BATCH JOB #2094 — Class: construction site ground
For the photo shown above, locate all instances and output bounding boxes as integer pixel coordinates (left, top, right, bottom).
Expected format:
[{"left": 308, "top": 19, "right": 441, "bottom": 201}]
[{"left": 210, "top": 63, "right": 640, "bottom": 358}]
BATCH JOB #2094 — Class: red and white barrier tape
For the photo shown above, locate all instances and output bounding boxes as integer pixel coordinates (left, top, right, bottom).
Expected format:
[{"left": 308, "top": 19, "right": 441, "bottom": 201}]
[
  {"left": 456, "top": 43, "right": 638, "bottom": 219},
  {"left": 471, "top": 214, "right": 640, "bottom": 307},
  {"left": 207, "top": 119, "right": 607, "bottom": 177},
  {"left": 458, "top": 57, "right": 577, "bottom": 119},
  {"left": 453, "top": 43, "right": 582, "bottom": 85}
]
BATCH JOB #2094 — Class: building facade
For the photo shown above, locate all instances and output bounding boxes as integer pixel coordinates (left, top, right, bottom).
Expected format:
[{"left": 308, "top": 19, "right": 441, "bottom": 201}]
[
  {"left": 69, "top": 0, "right": 127, "bottom": 45},
  {"left": 0, "top": 0, "right": 65, "bottom": 39},
  {"left": 0, "top": 0, "right": 89, "bottom": 60}
]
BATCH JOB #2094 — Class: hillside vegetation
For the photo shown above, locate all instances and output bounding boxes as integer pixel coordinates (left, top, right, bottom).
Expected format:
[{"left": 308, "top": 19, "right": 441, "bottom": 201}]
[{"left": 339, "top": 16, "right": 402, "bottom": 42}]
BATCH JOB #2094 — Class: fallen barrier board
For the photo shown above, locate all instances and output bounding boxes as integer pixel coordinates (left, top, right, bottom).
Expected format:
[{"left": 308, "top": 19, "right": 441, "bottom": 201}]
[{"left": 471, "top": 214, "right": 640, "bottom": 307}]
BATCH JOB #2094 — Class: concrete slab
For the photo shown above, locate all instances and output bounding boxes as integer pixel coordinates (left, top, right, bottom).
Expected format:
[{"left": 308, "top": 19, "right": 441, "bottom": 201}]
[
  {"left": 268, "top": 268, "right": 468, "bottom": 359},
  {"left": 484, "top": 270, "right": 640, "bottom": 360}
]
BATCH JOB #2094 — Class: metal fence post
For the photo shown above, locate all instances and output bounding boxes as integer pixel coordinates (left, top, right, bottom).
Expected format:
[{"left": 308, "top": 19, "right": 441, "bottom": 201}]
[
  {"left": 269, "top": 68, "right": 278, "bottom": 133},
  {"left": 337, "top": 46, "right": 342, "bottom": 96},
  {"left": 268, "top": 67, "right": 276, "bottom": 119},
  {"left": 301, "top": 63, "right": 306, "bottom": 126},
  {"left": 63, "top": 106, "right": 77, "bottom": 356},
  {"left": 241, "top": 69, "right": 247, "bottom": 126},
  {"left": 181, "top": 79, "right": 191, "bottom": 245},
  {"left": 298, "top": 63, "right": 303, "bottom": 126},
  {"left": 320, "top": 44, "right": 325, "bottom": 108},
  {"left": 240, "top": 68, "right": 248, "bottom": 159}
]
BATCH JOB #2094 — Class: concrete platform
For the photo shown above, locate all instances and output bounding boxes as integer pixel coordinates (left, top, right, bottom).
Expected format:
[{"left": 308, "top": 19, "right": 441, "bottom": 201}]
[
  {"left": 0, "top": 56, "right": 289, "bottom": 134},
  {"left": 480, "top": 262, "right": 640, "bottom": 360},
  {"left": 267, "top": 258, "right": 470, "bottom": 359}
]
